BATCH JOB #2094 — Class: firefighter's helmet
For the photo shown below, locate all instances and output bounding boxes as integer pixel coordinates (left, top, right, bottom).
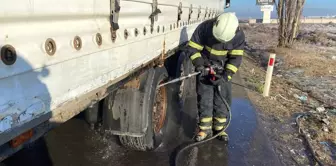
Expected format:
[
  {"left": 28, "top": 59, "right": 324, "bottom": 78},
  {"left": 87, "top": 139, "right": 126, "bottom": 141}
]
[{"left": 212, "top": 12, "right": 239, "bottom": 42}]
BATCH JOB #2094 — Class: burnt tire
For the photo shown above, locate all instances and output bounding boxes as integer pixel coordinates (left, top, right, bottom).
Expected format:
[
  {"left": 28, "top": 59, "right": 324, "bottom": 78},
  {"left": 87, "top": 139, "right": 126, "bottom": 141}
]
[
  {"left": 176, "top": 52, "right": 194, "bottom": 105},
  {"left": 119, "top": 67, "right": 170, "bottom": 151}
]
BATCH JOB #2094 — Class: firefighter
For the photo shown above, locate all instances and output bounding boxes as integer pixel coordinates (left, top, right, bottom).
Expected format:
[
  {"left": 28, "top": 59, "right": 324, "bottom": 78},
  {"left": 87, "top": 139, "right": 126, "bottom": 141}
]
[{"left": 185, "top": 12, "right": 245, "bottom": 142}]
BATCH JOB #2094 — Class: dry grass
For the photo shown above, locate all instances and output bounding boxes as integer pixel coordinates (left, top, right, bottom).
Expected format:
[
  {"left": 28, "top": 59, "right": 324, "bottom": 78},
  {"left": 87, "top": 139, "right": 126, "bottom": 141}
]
[
  {"left": 273, "top": 47, "right": 336, "bottom": 76},
  {"left": 243, "top": 23, "right": 336, "bottom": 77},
  {"left": 298, "top": 31, "right": 336, "bottom": 47},
  {"left": 241, "top": 23, "right": 336, "bottom": 165},
  {"left": 240, "top": 56, "right": 303, "bottom": 118},
  {"left": 240, "top": 56, "right": 336, "bottom": 165},
  {"left": 302, "top": 118, "right": 336, "bottom": 165}
]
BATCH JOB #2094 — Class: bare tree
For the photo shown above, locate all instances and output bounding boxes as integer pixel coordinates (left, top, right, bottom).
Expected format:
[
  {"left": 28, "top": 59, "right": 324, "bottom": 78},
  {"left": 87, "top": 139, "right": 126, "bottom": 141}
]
[{"left": 275, "top": 0, "right": 306, "bottom": 47}]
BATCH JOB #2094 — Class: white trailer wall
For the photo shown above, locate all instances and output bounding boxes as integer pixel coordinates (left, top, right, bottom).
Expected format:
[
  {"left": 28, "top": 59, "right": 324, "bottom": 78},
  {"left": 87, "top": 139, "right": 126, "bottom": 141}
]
[{"left": 0, "top": 0, "right": 225, "bottom": 135}]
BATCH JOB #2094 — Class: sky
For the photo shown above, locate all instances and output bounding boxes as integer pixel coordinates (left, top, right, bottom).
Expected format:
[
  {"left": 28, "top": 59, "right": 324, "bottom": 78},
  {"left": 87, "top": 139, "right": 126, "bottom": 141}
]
[{"left": 225, "top": 0, "right": 336, "bottom": 19}]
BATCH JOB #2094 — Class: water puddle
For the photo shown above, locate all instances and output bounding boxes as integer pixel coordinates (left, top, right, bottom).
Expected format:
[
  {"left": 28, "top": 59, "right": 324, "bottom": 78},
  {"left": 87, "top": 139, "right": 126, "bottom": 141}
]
[{"left": 3, "top": 92, "right": 280, "bottom": 166}]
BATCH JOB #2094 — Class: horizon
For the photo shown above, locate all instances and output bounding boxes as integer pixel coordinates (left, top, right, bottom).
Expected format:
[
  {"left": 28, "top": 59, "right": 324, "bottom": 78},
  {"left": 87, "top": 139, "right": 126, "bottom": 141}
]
[{"left": 226, "top": 0, "right": 336, "bottom": 19}]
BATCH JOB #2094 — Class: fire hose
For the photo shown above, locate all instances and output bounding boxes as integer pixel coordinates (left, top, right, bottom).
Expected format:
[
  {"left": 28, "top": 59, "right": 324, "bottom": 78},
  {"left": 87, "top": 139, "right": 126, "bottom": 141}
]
[
  {"left": 159, "top": 63, "right": 325, "bottom": 166},
  {"left": 158, "top": 66, "right": 236, "bottom": 166},
  {"left": 173, "top": 84, "right": 232, "bottom": 166}
]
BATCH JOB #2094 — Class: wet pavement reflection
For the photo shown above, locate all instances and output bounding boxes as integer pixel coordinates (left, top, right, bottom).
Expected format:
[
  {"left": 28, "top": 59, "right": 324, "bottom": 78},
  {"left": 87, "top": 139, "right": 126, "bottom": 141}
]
[{"left": 3, "top": 77, "right": 281, "bottom": 166}]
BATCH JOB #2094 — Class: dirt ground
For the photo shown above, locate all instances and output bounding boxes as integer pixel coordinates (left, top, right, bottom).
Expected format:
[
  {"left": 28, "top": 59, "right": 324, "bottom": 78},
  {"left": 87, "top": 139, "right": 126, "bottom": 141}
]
[{"left": 239, "top": 23, "right": 336, "bottom": 166}]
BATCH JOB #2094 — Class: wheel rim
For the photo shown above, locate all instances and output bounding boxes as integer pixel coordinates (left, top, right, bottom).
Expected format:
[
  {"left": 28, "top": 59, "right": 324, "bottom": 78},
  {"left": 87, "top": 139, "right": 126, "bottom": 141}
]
[{"left": 153, "top": 82, "right": 168, "bottom": 134}]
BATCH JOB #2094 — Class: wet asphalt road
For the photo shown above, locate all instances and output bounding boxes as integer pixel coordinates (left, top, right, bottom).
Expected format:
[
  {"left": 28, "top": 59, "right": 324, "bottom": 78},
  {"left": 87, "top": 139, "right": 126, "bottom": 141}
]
[{"left": 2, "top": 75, "right": 281, "bottom": 166}]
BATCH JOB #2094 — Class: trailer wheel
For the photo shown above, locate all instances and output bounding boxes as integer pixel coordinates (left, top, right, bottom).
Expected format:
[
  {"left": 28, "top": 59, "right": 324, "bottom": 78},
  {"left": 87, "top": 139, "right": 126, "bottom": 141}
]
[{"left": 119, "top": 67, "right": 170, "bottom": 151}]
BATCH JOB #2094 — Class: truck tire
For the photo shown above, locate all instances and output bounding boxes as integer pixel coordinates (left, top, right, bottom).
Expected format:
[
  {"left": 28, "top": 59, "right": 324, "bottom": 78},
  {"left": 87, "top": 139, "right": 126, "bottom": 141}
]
[
  {"left": 119, "top": 67, "right": 170, "bottom": 151},
  {"left": 176, "top": 52, "right": 194, "bottom": 105}
]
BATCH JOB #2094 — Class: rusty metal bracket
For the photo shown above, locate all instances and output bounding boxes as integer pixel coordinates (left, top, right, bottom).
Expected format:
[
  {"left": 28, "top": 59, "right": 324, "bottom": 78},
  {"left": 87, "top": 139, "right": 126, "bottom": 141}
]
[
  {"left": 197, "top": 6, "right": 201, "bottom": 20},
  {"left": 121, "top": 77, "right": 140, "bottom": 89},
  {"left": 177, "top": 2, "right": 183, "bottom": 24},
  {"left": 149, "top": 0, "right": 161, "bottom": 33},
  {"left": 158, "top": 39, "right": 166, "bottom": 67},
  {"left": 110, "top": 0, "right": 120, "bottom": 42},
  {"left": 210, "top": 9, "right": 213, "bottom": 18},
  {"left": 204, "top": 7, "right": 208, "bottom": 19},
  {"left": 188, "top": 4, "right": 193, "bottom": 23}
]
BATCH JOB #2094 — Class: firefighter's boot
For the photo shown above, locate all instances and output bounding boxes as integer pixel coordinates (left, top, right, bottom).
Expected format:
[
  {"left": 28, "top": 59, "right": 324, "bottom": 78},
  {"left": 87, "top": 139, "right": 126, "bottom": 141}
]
[
  {"left": 195, "top": 129, "right": 212, "bottom": 142},
  {"left": 196, "top": 117, "right": 213, "bottom": 142},
  {"left": 214, "top": 117, "right": 229, "bottom": 142},
  {"left": 216, "top": 130, "right": 229, "bottom": 142}
]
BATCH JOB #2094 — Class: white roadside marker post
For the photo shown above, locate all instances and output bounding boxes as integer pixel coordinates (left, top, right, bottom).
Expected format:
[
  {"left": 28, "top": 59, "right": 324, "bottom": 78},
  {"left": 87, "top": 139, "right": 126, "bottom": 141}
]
[{"left": 263, "top": 53, "right": 276, "bottom": 97}]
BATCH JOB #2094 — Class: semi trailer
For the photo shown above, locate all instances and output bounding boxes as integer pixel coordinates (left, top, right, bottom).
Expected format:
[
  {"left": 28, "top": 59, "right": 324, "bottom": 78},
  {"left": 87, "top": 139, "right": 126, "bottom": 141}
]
[{"left": 0, "top": 0, "right": 230, "bottom": 160}]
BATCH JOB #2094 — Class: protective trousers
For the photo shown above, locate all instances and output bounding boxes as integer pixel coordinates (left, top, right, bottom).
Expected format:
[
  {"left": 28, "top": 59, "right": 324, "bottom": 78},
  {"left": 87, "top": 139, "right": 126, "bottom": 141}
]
[{"left": 196, "top": 75, "right": 232, "bottom": 132}]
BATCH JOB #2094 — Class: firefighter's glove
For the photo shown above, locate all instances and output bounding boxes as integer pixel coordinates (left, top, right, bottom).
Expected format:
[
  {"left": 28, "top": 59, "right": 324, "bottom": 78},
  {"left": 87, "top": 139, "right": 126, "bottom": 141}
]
[
  {"left": 209, "top": 74, "right": 223, "bottom": 85},
  {"left": 196, "top": 66, "right": 209, "bottom": 77},
  {"left": 223, "top": 70, "right": 234, "bottom": 82}
]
